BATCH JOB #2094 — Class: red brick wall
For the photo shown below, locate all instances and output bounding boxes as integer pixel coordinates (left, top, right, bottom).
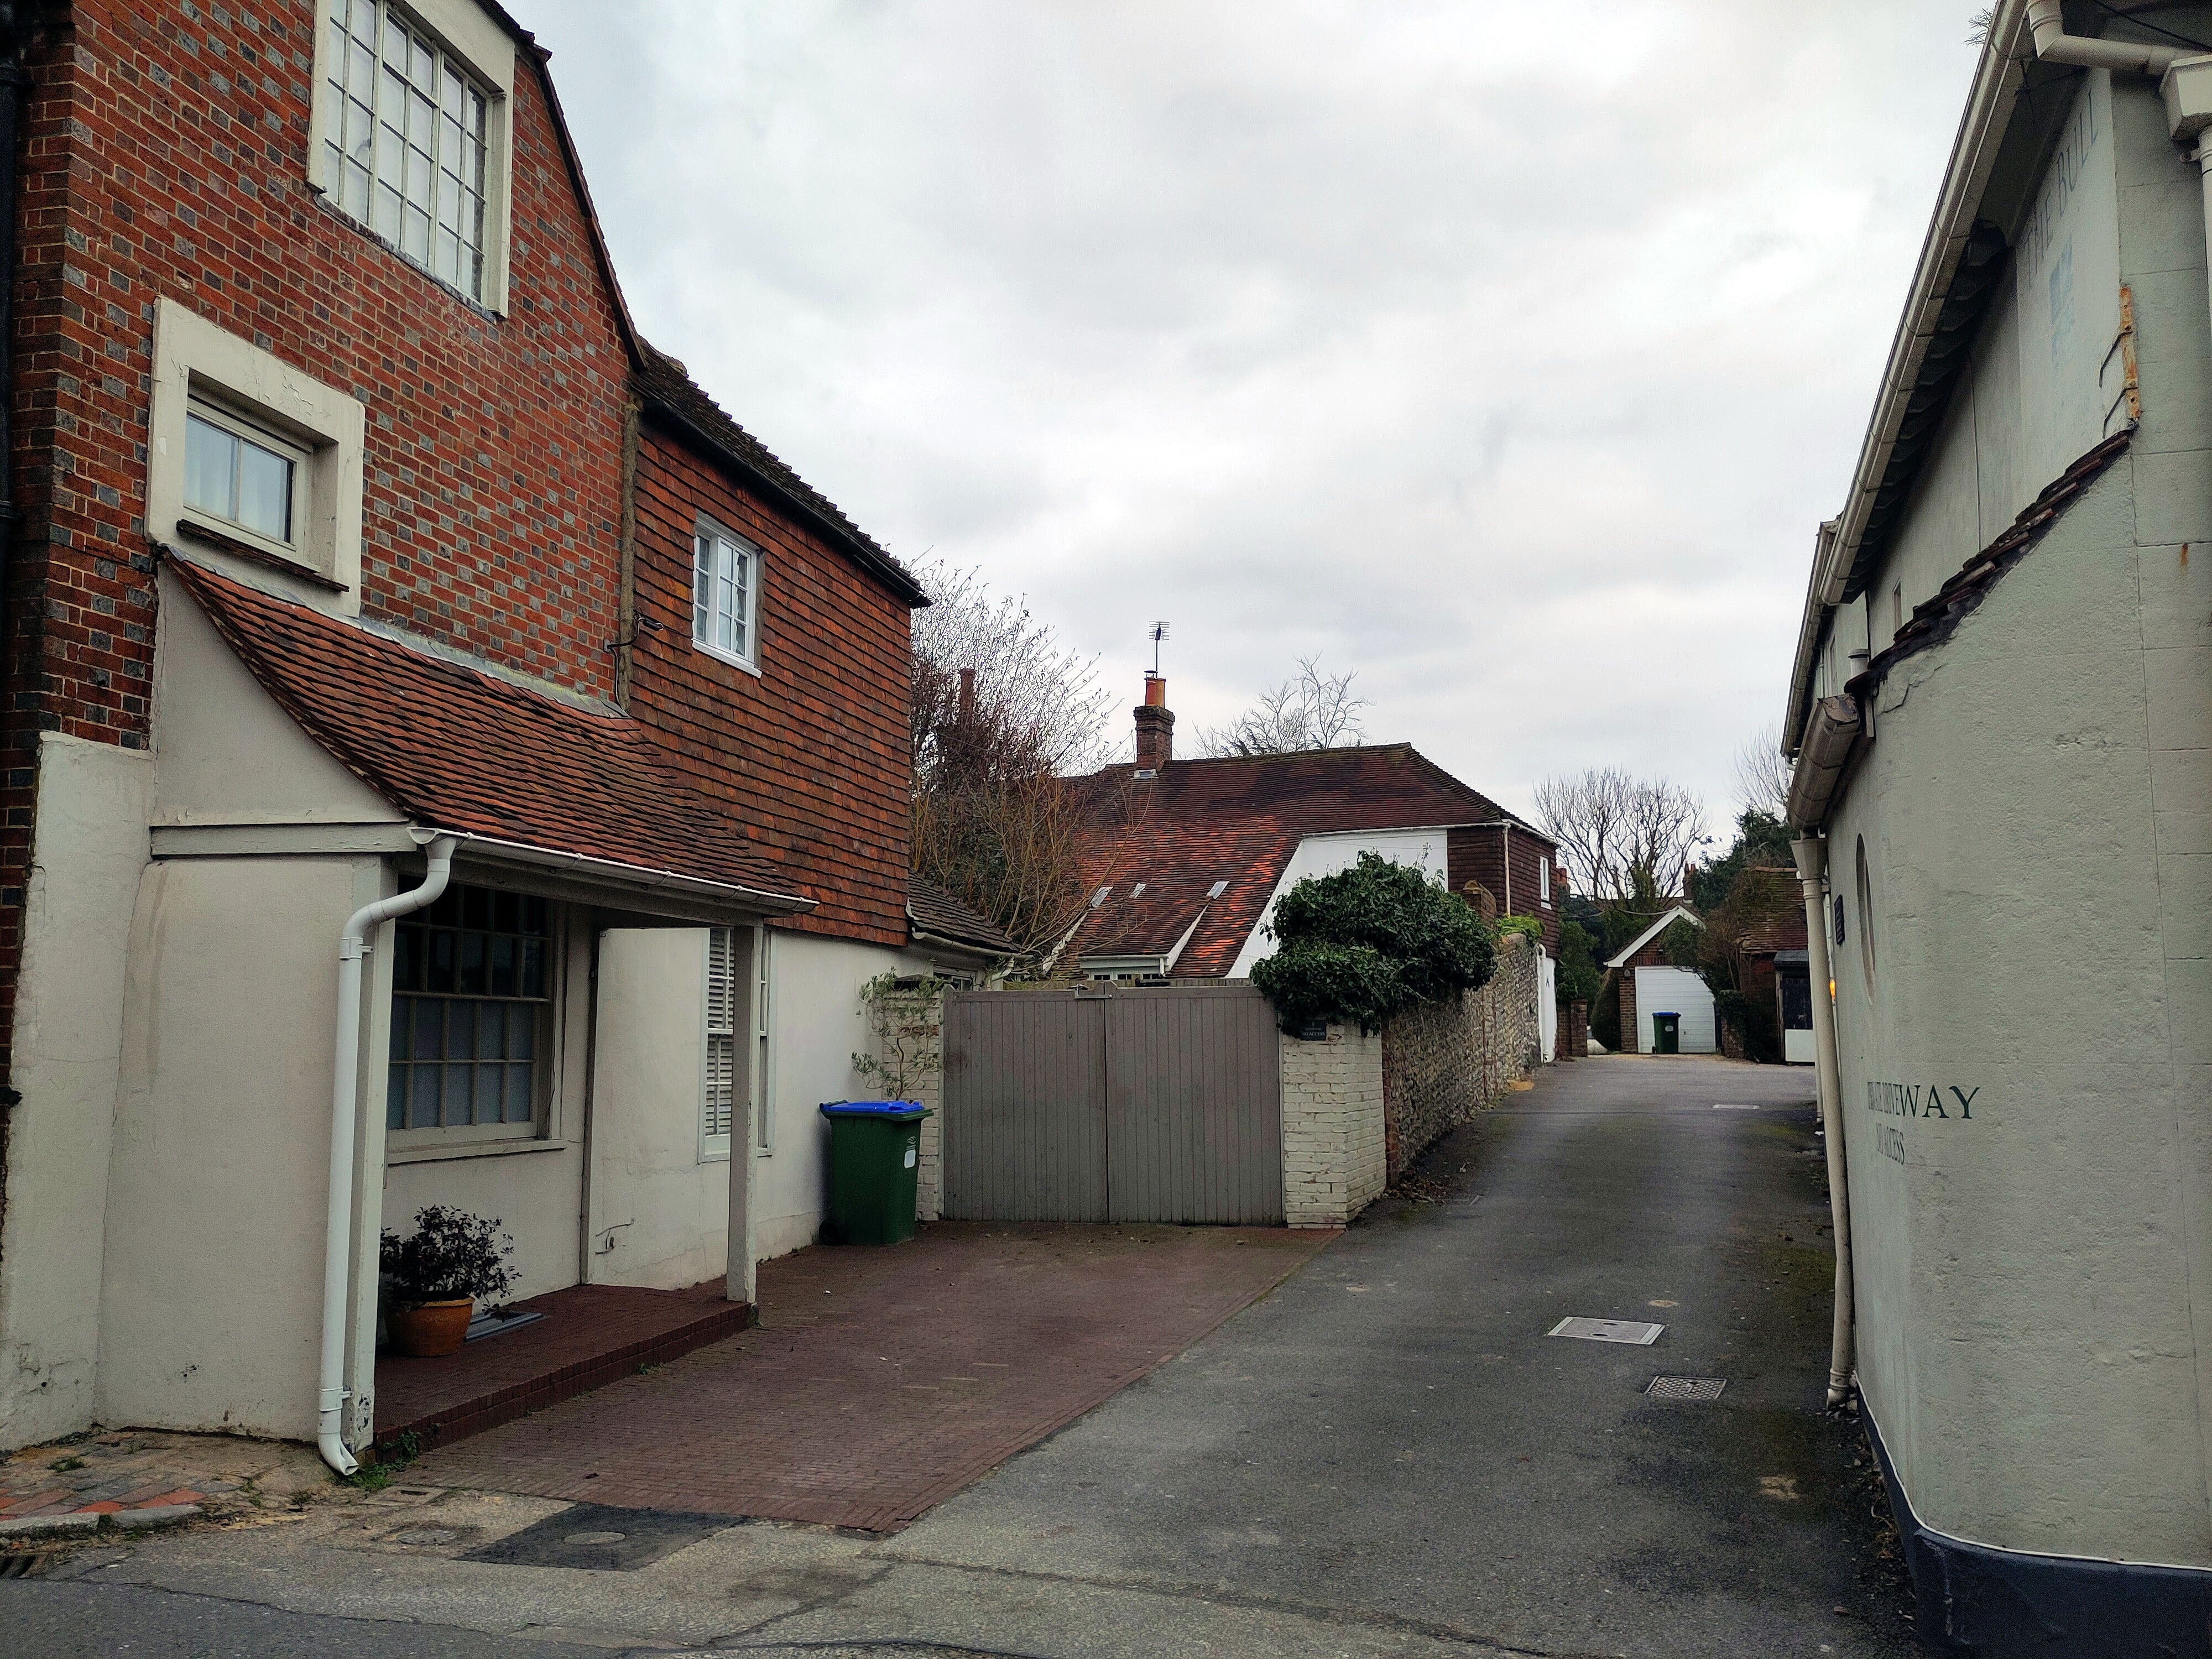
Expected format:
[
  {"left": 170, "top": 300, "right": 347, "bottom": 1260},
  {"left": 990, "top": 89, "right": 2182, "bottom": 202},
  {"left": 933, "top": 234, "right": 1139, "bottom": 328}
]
[
  {"left": 1447, "top": 824, "right": 1559, "bottom": 952},
  {"left": 0, "top": 1, "right": 637, "bottom": 1071},
  {"left": 625, "top": 421, "right": 911, "bottom": 946}
]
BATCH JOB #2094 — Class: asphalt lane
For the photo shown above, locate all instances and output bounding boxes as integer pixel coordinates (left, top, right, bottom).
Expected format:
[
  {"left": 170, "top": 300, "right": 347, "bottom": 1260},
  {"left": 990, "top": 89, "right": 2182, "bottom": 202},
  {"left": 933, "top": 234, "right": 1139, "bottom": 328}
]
[
  {"left": 3, "top": 1055, "right": 1916, "bottom": 1658},
  {"left": 888, "top": 1054, "right": 1919, "bottom": 1657}
]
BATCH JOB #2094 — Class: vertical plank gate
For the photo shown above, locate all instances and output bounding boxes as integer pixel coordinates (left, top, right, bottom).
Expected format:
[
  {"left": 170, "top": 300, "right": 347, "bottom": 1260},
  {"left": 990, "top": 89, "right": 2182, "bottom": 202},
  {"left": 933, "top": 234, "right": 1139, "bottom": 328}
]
[{"left": 941, "top": 983, "right": 1284, "bottom": 1224}]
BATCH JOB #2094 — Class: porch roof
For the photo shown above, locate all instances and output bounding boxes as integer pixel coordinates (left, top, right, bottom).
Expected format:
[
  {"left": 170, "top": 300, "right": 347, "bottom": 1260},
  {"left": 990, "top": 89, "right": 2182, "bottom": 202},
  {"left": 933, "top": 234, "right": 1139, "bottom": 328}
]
[{"left": 167, "top": 554, "right": 811, "bottom": 913}]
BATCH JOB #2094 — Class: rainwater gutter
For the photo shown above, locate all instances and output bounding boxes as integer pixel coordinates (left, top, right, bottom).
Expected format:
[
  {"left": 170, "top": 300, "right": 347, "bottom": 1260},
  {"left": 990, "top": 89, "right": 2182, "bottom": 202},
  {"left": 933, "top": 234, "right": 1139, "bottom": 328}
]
[
  {"left": 317, "top": 831, "right": 458, "bottom": 1475},
  {"left": 1791, "top": 833, "right": 1855, "bottom": 1410},
  {"left": 2026, "top": 0, "right": 2191, "bottom": 75}
]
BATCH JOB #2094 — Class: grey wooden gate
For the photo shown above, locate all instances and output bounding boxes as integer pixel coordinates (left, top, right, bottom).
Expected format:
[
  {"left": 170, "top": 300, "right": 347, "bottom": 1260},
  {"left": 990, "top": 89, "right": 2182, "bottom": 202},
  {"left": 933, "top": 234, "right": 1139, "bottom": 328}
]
[{"left": 940, "top": 983, "right": 1284, "bottom": 1224}]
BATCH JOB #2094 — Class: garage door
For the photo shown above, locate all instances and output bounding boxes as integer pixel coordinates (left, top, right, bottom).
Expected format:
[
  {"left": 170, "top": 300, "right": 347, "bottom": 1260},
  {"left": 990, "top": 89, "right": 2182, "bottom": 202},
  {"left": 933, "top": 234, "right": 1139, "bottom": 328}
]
[{"left": 1632, "top": 966, "right": 1717, "bottom": 1054}]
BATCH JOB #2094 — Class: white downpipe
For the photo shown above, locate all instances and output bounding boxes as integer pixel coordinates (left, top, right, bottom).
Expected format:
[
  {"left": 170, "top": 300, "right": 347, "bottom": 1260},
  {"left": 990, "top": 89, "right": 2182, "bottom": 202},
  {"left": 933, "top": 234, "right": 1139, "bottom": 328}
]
[
  {"left": 1792, "top": 834, "right": 1855, "bottom": 1409},
  {"left": 316, "top": 833, "right": 459, "bottom": 1475},
  {"left": 2026, "top": 0, "right": 2190, "bottom": 75}
]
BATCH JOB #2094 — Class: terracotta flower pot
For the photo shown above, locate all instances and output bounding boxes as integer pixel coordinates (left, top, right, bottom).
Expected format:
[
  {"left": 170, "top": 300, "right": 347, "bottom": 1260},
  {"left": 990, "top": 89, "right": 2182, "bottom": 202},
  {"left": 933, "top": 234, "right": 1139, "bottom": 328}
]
[{"left": 388, "top": 1297, "right": 474, "bottom": 1358}]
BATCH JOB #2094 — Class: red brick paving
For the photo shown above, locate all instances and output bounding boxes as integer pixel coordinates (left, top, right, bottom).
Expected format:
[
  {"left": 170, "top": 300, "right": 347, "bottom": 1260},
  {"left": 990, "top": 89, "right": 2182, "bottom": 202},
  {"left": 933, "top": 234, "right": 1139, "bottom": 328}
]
[
  {"left": 411, "top": 1221, "right": 1335, "bottom": 1532},
  {"left": 375, "top": 1279, "right": 751, "bottom": 1453}
]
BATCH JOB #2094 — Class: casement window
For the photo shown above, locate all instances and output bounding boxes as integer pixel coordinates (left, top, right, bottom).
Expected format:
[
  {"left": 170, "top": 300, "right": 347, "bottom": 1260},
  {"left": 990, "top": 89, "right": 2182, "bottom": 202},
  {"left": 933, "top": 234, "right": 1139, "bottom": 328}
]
[
  {"left": 702, "top": 927, "right": 738, "bottom": 1158},
  {"left": 693, "top": 521, "right": 764, "bottom": 672},
  {"left": 387, "top": 885, "right": 551, "bottom": 1145},
  {"left": 182, "top": 401, "right": 309, "bottom": 558},
  {"left": 311, "top": 0, "right": 515, "bottom": 310},
  {"left": 1539, "top": 858, "right": 1552, "bottom": 908},
  {"left": 151, "top": 300, "right": 366, "bottom": 609}
]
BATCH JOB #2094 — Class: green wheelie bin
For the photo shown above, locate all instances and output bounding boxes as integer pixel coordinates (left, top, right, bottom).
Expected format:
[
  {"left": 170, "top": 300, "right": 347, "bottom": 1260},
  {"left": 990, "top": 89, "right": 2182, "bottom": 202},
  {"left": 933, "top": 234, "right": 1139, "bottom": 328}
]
[{"left": 818, "top": 1100, "right": 930, "bottom": 1245}]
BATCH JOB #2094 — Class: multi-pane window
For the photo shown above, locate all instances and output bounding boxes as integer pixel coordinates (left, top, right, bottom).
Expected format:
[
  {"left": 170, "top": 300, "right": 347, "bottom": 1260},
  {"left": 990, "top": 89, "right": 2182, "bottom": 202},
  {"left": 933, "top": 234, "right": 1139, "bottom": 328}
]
[
  {"left": 693, "top": 525, "right": 762, "bottom": 667},
  {"left": 324, "top": 0, "right": 491, "bottom": 300},
  {"left": 703, "top": 927, "right": 738, "bottom": 1149},
  {"left": 183, "top": 402, "right": 302, "bottom": 549},
  {"left": 388, "top": 886, "right": 550, "bottom": 1134}
]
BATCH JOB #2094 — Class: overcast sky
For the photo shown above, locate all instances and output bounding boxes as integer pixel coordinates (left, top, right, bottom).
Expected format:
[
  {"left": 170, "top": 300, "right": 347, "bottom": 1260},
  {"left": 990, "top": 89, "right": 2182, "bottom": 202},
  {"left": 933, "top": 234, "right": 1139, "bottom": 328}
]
[{"left": 517, "top": 2, "right": 1982, "bottom": 828}]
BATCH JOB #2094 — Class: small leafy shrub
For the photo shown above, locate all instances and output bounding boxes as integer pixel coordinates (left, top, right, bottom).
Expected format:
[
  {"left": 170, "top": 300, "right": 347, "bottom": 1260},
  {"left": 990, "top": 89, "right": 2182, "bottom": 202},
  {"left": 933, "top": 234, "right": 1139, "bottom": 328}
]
[
  {"left": 380, "top": 1206, "right": 518, "bottom": 1308},
  {"left": 1250, "top": 852, "right": 1496, "bottom": 1034},
  {"left": 852, "top": 972, "right": 945, "bottom": 1100},
  {"left": 1496, "top": 914, "right": 1544, "bottom": 944}
]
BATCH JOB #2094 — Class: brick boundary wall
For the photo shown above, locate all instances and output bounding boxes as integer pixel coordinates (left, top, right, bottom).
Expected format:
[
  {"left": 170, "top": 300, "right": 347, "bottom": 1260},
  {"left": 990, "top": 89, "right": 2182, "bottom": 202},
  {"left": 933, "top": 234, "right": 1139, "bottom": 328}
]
[
  {"left": 1279, "top": 1024, "right": 1386, "bottom": 1228},
  {"left": 1379, "top": 933, "right": 1543, "bottom": 1183},
  {"left": 1563, "top": 998, "right": 1588, "bottom": 1060}
]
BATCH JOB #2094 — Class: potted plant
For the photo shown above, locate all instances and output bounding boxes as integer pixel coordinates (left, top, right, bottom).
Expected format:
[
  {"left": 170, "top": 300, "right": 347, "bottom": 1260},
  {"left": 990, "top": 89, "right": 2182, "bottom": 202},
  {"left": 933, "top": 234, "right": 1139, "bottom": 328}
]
[{"left": 379, "top": 1206, "right": 519, "bottom": 1359}]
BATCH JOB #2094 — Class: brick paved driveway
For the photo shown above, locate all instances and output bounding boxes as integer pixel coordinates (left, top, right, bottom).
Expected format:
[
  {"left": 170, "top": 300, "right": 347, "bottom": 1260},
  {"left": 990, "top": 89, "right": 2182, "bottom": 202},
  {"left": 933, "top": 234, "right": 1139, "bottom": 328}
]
[{"left": 409, "top": 1221, "right": 1334, "bottom": 1532}]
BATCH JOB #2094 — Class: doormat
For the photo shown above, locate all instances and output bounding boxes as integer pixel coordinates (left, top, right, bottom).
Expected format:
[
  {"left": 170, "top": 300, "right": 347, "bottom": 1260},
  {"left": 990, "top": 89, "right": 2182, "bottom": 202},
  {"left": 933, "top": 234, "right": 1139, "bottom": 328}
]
[{"left": 462, "top": 1503, "right": 732, "bottom": 1572}]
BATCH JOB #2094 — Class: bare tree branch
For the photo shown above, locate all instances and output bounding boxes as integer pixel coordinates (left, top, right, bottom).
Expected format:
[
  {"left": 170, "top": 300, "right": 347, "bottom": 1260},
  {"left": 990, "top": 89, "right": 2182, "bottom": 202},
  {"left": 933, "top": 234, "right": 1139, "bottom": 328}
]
[
  {"left": 903, "top": 557, "right": 1116, "bottom": 969},
  {"left": 1732, "top": 723, "right": 1793, "bottom": 820},
  {"left": 1535, "top": 768, "right": 1707, "bottom": 902},
  {"left": 1201, "top": 655, "right": 1370, "bottom": 757}
]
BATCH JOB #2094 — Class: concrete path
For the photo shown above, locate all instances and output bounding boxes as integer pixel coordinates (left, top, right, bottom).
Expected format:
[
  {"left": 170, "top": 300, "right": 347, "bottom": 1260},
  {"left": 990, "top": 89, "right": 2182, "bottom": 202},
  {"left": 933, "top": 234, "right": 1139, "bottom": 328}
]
[{"left": 3, "top": 1055, "right": 1914, "bottom": 1657}]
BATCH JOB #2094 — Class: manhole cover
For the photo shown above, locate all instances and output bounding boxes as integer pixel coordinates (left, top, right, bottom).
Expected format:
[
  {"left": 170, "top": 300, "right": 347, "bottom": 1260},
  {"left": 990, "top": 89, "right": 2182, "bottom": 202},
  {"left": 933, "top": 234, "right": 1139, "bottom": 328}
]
[
  {"left": 1550, "top": 1317, "right": 1663, "bottom": 1345},
  {"left": 1647, "top": 1376, "right": 1728, "bottom": 1402},
  {"left": 464, "top": 1504, "right": 729, "bottom": 1572}
]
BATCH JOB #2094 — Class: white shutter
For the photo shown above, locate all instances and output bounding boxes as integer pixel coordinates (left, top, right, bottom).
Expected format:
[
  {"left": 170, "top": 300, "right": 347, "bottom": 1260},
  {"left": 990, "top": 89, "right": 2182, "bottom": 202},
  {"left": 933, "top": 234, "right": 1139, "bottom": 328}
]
[{"left": 703, "top": 927, "right": 738, "bottom": 1149}]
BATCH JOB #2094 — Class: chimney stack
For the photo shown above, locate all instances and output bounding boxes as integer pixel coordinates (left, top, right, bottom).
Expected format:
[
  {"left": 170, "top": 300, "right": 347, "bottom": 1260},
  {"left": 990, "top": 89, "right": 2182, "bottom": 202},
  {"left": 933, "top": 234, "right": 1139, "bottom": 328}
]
[
  {"left": 957, "top": 666, "right": 976, "bottom": 723},
  {"left": 1134, "top": 674, "right": 1174, "bottom": 771}
]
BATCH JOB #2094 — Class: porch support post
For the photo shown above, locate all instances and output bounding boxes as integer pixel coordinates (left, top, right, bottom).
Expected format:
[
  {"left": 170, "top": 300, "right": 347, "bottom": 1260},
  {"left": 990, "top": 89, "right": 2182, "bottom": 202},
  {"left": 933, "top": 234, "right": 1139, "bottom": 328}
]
[{"left": 724, "top": 924, "right": 760, "bottom": 1308}]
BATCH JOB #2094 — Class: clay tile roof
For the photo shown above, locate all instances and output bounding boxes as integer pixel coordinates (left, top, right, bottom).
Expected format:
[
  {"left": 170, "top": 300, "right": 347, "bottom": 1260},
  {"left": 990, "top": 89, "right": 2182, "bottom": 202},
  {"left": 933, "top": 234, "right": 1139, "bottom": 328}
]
[
  {"left": 633, "top": 341, "right": 928, "bottom": 609},
  {"left": 1066, "top": 744, "right": 1546, "bottom": 978},
  {"left": 167, "top": 556, "right": 805, "bottom": 905},
  {"left": 907, "top": 878, "right": 1018, "bottom": 956}
]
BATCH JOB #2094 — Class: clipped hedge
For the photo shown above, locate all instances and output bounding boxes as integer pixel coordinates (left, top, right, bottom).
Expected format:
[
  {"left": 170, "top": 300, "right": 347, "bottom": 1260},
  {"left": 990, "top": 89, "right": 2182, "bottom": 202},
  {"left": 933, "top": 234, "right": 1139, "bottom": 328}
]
[{"left": 1250, "top": 852, "right": 1497, "bottom": 1034}]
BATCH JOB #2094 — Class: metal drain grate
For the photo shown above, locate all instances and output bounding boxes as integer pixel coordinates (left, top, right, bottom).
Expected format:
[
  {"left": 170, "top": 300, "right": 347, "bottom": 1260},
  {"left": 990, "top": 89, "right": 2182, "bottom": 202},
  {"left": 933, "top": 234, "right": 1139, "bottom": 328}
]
[
  {"left": 1550, "top": 1317, "right": 1663, "bottom": 1345},
  {"left": 1646, "top": 1375, "right": 1727, "bottom": 1402}
]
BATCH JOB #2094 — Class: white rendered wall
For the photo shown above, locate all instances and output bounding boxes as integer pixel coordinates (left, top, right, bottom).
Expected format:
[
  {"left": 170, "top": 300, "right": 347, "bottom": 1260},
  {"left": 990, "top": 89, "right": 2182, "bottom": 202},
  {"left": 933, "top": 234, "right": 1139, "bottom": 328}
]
[
  {"left": 1228, "top": 828, "right": 1450, "bottom": 978},
  {"left": 585, "top": 927, "right": 728, "bottom": 1291},
  {"left": 98, "top": 855, "right": 378, "bottom": 1441},
  {"left": 0, "top": 737, "right": 153, "bottom": 1450},
  {"left": 1820, "top": 69, "right": 2212, "bottom": 1566},
  {"left": 1631, "top": 967, "right": 1715, "bottom": 1055},
  {"left": 753, "top": 930, "right": 916, "bottom": 1260}
]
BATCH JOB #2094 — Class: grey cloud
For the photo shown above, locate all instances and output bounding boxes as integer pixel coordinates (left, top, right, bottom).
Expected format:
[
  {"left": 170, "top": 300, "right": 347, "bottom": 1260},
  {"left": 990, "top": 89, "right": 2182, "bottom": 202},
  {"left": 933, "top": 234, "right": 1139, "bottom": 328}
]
[{"left": 517, "top": 0, "right": 1978, "bottom": 821}]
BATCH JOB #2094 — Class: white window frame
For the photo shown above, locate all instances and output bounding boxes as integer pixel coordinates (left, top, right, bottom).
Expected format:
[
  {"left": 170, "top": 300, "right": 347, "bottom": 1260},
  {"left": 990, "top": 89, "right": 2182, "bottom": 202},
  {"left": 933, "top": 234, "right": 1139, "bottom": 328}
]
[
  {"left": 1539, "top": 858, "right": 1551, "bottom": 909},
  {"left": 752, "top": 925, "right": 776, "bottom": 1156},
  {"left": 701, "top": 924, "right": 776, "bottom": 1160},
  {"left": 701, "top": 926, "right": 738, "bottom": 1161},
  {"left": 308, "top": 0, "right": 516, "bottom": 315},
  {"left": 182, "top": 398, "right": 312, "bottom": 564},
  {"left": 692, "top": 517, "right": 765, "bottom": 674},
  {"left": 149, "top": 299, "right": 366, "bottom": 612}
]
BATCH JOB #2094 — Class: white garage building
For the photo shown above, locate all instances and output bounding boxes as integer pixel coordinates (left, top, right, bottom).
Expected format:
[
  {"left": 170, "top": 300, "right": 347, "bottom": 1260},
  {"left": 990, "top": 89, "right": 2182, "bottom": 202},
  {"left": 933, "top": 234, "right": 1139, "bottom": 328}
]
[{"left": 1606, "top": 906, "right": 1717, "bottom": 1055}]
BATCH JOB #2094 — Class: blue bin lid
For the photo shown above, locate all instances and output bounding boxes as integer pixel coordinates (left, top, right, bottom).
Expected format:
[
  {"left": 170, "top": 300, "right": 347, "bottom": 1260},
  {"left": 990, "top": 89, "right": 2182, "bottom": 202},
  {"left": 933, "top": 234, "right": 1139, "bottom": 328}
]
[{"left": 818, "top": 1099, "right": 927, "bottom": 1118}]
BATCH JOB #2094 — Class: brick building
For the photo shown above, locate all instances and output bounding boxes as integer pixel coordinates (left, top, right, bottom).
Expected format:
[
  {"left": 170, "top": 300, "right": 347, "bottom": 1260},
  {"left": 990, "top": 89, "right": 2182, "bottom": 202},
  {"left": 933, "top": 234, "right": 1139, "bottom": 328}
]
[
  {"left": 1063, "top": 677, "right": 1562, "bottom": 1038},
  {"left": 0, "top": 0, "right": 990, "bottom": 1470}
]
